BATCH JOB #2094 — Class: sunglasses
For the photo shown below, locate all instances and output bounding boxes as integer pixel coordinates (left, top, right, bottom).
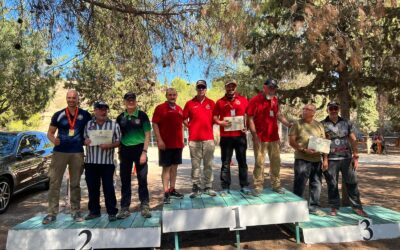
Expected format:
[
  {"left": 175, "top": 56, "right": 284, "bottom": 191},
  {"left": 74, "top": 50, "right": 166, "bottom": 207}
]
[
  {"left": 196, "top": 86, "right": 206, "bottom": 90},
  {"left": 329, "top": 106, "right": 339, "bottom": 111}
]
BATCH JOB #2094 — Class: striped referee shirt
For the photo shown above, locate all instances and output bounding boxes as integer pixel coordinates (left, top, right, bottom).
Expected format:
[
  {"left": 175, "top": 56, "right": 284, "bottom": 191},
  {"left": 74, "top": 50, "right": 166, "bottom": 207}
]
[{"left": 84, "top": 118, "right": 121, "bottom": 164}]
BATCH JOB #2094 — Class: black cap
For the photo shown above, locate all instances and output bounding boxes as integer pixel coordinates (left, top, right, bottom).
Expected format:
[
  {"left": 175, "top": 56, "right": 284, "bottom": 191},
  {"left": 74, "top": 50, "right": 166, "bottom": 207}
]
[
  {"left": 124, "top": 92, "right": 136, "bottom": 100},
  {"left": 196, "top": 80, "right": 207, "bottom": 87},
  {"left": 264, "top": 79, "right": 278, "bottom": 88},
  {"left": 94, "top": 100, "right": 109, "bottom": 109},
  {"left": 327, "top": 101, "right": 340, "bottom": 107}
]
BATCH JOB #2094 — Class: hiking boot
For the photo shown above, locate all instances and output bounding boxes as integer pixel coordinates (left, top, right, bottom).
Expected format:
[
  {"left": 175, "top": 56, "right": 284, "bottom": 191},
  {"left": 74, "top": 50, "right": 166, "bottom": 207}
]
[
  {"left": 141, "top": 204, "right": 152, "bottom": 218},
  {"left": 189, "top": 184, "right": 202, "bottom": 198},
  {"left": 203, "top": 187, "right": 217, "bottom": 197},
  {"left": 353, "top": 208, "right": 369, "bottom": 217},
  {"left": 170, "top": 189, "right": 184, "bottom": 199},
  {"left": 72, "top": 211, "right": 84, "bottom": 222},
  {"left": 240, "top": 187, "right": 252, "bottom": 195},
  {"left": 85, "top": 213, "right": 101, "bottom": 220},
  {"left": 272, "top": 187, "right": 285, "bottom": 194},
  {"left": 108, "top": 214, "right": 117, "bottom": 222},
  {"left": 42, "top": 214, "right": 56, "bottom": 225},
  {"left": 330, "top": 208, "right": 338, "bottom": 216},
  {"left": 220, "top": 189, "right": 230, "bottom": 197},
  {"left": 116, "top": 207, "right": 131, "bottom": 219},
  {"left": 310, "top": 209, "right": 327, "bottom": 217},
  {"left": 163, "top": 192, "right": 171, "bottom": 204}
]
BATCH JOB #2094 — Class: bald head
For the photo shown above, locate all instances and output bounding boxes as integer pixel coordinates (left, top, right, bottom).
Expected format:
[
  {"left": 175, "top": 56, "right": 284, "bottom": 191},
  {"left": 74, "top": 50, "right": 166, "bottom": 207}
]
[{"left": 66, "top": 89, "right": 79, "bottom": 108}]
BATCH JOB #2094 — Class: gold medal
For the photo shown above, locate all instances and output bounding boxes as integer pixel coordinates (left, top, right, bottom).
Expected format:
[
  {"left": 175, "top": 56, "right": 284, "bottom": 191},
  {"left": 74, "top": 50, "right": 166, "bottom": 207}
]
[{"left": 69, "top": 129, "right": 75, "bottom": 136}]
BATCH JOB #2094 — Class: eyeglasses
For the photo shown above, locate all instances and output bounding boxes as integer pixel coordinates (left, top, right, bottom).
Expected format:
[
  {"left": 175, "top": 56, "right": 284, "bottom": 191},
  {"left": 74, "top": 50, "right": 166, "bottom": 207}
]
[
  {"left": 196, "top": 86, "right": 206, "bottom": 90},
  {"left": 329, "top": 106, "right": 339, "bottom": 111}
]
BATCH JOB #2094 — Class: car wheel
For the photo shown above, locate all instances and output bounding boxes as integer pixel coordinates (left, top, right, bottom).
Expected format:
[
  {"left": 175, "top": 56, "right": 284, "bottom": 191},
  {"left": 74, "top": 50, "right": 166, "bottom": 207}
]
[{"left": 0, "top": 176, "right": 12, "bottom": 214}]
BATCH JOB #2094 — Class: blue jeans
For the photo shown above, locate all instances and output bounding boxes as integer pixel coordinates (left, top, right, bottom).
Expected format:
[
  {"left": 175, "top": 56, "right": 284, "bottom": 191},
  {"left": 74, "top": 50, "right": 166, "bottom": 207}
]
[
  {"left": 293, "top": 159, "right": 322, "bottom": 212},
  {"left": 84, "top": 163, "right": 118, "bottom": 215},
  {"left": 119, "top": 144, "right": 149, "bottom": 208},
  {"left": 323, "top": 158, "right": 362, "bottom": 209},
  {"left": 220, "top": 136, "right": 249, "bottom": 189}
]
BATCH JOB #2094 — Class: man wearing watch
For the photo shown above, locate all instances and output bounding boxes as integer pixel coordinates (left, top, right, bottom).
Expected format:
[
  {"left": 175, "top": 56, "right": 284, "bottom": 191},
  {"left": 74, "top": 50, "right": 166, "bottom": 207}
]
[
  {"left": 116, "top": 92, "right": 152, "bottom": 219},
  {"left": 321, "top": 101, "right": 368, "bottom": 217}
]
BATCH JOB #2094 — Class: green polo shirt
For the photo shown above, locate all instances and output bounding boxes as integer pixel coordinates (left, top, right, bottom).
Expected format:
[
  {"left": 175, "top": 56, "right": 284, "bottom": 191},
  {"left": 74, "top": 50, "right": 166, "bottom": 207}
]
[{"left": 116, "top": 109, "right": 151, "bottom": 146}]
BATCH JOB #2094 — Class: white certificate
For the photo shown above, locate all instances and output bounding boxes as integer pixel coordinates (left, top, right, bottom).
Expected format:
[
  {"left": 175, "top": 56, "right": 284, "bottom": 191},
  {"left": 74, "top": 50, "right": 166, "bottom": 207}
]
[
  {"left": 88, "top": 130, "right": 113, "bottom": 146},
  {"left": 223, "top": 116, "right": 245, "bottom": 131},
  {"left": 308, "top": 136, "right": 331, "bottom": 154}
]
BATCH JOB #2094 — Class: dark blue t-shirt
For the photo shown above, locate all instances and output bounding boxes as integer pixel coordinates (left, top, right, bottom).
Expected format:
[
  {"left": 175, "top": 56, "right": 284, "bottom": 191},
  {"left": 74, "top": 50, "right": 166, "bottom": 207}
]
[{"left": 50, "top": 108, "right": 92, "bottom": 153}]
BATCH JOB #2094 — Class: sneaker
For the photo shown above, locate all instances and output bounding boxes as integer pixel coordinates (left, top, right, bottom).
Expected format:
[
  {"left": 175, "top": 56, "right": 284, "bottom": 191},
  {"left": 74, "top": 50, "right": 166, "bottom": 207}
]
[
  {"left": 42, "top": 214, "right": 56, "bottom": 225},
  {"left": 116, "top": 208, "right": 131, "bottom": 219},
  {"left": 108, "top": 214, "right": 117, "bottom": 222},
  {"left": 240, "top": 187, "right": 251, "bottom": 195},
  {"left": 189, "top": 184, "right": 202, "bottom": 198},
  {"left": 252, "top": 188, "right": 262, "bottom": 197},
  {"left": 72, "top": 211, "right": 84, "bottom": 222},
  {"left": 85, "top": 213, "right": 101, "bottom": 220},
  {"left": 353, "top": 208, "right": 369, "bottom": 217},
  {"left": 141, "top": 204, "right": 152, "bottom": 218},
  {"left": 220, "top": 189, "right": 230, "bottom": 196},
  {"left": 272, "top": 187, "right": 285, "bottom": 194},
  {"left": 163, "top": 192, "right": 171, "bottom": 204},
  {"left": 170, "top": 189, "right": 184, "bottom": 199},
  {"left": 203, "top": 187, "right": 217, "bottom": 197},
  {"left": 310, "top": 209, "right": 327, "bottom": 217},
  {"left": 330, "top": 208, "right": 338, "bottom": 216}
]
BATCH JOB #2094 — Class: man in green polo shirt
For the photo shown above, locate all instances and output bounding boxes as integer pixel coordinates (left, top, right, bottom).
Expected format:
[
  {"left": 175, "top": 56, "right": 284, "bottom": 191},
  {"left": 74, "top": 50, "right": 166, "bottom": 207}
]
[{"left": 116, "top": 92, "right": 152, "bottom": 219}]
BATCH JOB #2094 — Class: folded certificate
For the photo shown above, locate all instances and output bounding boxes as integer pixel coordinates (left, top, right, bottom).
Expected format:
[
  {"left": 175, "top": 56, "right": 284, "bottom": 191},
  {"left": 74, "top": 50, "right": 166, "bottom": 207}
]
[
  {"left": 88, "top": 130, "right": 113, "bottom": 146},
  {"left": 224, "top": 116, "right": 244, "bottom": 131},
  {"left": 308, "top": 136, "right": 331, "bottom": 154}
]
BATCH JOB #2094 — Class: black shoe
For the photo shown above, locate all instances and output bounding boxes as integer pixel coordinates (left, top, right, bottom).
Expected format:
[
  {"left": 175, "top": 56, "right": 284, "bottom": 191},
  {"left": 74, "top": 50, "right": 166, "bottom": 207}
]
[
  {"left": 85, "top": 213, "right": 101, "bottom": 220},
  {"left": 163, "top": 192, "right": 171, "bottom": 204},
  {"left": 108, "top": 214, "right": 117, "bottom": 222},
  {"left": 170, "top": 189, "right": 184, "bottom": 199},
  {"left": 190, "top": 184, "right": 202, "bottom": 198}
]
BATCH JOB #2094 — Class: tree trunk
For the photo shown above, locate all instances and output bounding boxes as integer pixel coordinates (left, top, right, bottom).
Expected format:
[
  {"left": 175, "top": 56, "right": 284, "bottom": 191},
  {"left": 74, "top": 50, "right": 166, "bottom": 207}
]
[
  {"left": 337, "top": 74, "right": 351, "bottom": 119},
  {"left": 377, "top": 88, "right": 387, "bottom": 135}
]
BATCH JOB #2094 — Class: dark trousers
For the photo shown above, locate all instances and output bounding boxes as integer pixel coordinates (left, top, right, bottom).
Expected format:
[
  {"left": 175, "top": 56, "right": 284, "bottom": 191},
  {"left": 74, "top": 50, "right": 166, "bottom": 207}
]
[
  {"left": 293, "top": 159, "right": 322, "bottom": 212},
  {"left": 84, "top": 163, "right": 118, "bottom": 216},
  {"left": 119, "top": 144, "right": 149, "bottom": 208},
  {"left": 220, "top": 136, "right": 249, "bottom": 189},
  {"left": 323, "top": 158, "right": 362, "bottom": 209}
]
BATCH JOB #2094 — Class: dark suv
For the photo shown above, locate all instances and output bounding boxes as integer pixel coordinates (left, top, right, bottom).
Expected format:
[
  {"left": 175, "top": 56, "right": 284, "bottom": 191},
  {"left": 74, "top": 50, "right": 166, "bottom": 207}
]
[{"left": 0, "top": 131, "right": 53, "bottom": 213}]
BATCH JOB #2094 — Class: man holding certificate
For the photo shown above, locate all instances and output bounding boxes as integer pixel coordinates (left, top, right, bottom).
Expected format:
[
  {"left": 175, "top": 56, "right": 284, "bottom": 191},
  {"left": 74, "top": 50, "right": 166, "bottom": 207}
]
[
  {"left": 321, "top": 101, "right": 368, "bottom": 217},
  {"left": 213, "top": 79, "right": 250, "bottom": 195},
  {"left": 289, "top": 104, "right": 327, "bottom": 216},
  {"left": 83, "top": 101, "right": 121, "bottom": 221}
]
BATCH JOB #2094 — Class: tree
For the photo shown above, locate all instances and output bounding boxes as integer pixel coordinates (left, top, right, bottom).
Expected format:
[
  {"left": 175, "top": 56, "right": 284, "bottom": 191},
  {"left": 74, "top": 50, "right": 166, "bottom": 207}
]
[
  {"left": 356, "top": 86, "right": 379, "bottom": 135},
  {"left": 0, "top": 9, "right": 58, "bottom": 123}
]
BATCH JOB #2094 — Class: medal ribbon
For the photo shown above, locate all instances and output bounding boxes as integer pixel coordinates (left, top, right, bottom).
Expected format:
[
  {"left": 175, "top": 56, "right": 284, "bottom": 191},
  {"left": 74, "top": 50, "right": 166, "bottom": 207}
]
[{"left": 66, "top": 107, "right": 78, "bottom": 130}]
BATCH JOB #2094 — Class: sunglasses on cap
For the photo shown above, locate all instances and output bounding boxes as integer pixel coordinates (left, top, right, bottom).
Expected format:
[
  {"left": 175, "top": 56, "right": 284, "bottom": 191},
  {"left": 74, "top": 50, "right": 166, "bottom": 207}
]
[
  {"left": 196, "top": 85, "right": 206, "bottom": 90},
  {"left": 329, "top": 106, "right": 339, "bottom": 111}
]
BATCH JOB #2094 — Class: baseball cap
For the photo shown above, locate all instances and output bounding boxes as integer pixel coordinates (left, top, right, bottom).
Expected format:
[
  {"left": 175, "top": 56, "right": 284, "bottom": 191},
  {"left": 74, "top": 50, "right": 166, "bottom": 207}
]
[
  {"left": 124, "top": 92, "right": 136, "bottom": 100},
  {"left": 196, "top": 80, "right": 207, "bottom": 87},
  {"left": 264, "top": 79, "right": 278, "bottom": 88},
  {"left": 327, "top": 101, "right": 340, "bottom": 107},
  {"left": 225, "top": 79, "right": 237, "bottom": 86},
  {"left": 94, "top": 100, "right": 109, "bottom": 109}
]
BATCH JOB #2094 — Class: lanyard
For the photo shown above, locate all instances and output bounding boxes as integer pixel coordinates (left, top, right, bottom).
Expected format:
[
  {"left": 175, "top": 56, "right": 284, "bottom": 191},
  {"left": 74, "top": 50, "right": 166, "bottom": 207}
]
[{"left": 66, "top": 107, "right": 78, "bottom": 130}]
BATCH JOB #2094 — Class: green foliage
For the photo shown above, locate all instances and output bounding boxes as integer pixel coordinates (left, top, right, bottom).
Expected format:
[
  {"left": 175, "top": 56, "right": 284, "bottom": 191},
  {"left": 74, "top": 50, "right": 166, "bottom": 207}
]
[
  {"left": 5, "top": 113, "right": 42, "bottom": 131},
  {"left": 356, "top": 87, "right": 379, "bottom": 133}
]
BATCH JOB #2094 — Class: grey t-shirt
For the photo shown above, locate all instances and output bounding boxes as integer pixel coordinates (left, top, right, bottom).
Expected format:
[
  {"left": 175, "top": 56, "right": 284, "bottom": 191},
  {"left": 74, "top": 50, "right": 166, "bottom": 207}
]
[{"left": 321, "top": 116, "right": 355, "bottom": 160}]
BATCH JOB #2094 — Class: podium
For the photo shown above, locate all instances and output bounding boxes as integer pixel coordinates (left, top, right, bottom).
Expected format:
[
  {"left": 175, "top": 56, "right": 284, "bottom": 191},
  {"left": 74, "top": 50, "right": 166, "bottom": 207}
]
[
  {"left": 163, "top": 188, "right": 309, "bottom": 248},
  {"left": 6, "top": 211, "right": 161, "bottom": 250}
]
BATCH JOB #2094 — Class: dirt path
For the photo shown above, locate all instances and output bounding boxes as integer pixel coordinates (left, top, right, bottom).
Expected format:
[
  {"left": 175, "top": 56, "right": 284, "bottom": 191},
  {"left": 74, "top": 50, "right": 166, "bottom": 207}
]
[{"left": 1, "top": 147, "right": 400, "bottom": 249}]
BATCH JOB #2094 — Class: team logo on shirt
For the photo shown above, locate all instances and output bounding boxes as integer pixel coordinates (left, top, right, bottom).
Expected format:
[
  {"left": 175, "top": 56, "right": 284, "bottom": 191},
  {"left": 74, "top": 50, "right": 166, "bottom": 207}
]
[
  {"left": 88, "top": 124, "right": 96, "bottom": 130},
  {"left": 78, "top": 114, "right": 84, "bottom": 120},
  {"left": 334, "top": 138, "right": 341, "bottom": 145},
  {"left": 235, "top": 100, "right": 241, "bottom": 105},
  {"left": 206, "top": 104, "right": 211, "bottom": 110},
  {"left": 134, "top": 119, "right": 141, "bottom": 125}
]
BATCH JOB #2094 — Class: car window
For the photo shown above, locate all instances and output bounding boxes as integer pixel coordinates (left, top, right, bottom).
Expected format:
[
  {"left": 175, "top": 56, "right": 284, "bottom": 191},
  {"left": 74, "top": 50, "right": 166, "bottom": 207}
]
[
  {"left": 18, "top": 135, "right": 41, "bottom": 152},
  {"left": 0, "top": 134, "right": 17, "bottom": 156}
]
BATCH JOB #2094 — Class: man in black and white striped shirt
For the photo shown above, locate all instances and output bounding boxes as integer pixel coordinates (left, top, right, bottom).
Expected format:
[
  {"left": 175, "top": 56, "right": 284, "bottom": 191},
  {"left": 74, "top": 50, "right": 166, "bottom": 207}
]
[{"left": 83, "top": 101, "right": 121, "bottom": 221}]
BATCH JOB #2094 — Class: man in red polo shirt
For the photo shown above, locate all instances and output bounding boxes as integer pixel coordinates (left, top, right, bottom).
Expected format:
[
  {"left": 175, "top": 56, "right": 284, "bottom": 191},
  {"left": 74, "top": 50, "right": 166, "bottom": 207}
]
[
  {"left": 247, "top": 79, "right": 292, "bottom": 195},
  {"left": 183, "top": 80, "right": 217, "bottom": 198},
  {"left": 213, "top": 79, "right": 250, "bottom": 195},
  {"left": 152, "top": 88, "right": 185, "bottom": 204}
]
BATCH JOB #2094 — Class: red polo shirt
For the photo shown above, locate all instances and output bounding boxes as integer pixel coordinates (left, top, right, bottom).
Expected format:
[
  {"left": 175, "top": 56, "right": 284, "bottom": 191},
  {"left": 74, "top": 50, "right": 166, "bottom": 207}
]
[
  {"left": 152, "top": 102, "right": 184, "bottom": 149},
  {"left": 213, "top": 94, "right": 248, "bottom": 137},
  {"left": 183, "top": 96, "right": 215, "bottom": 141},
  {"left": 247, "top": 93, "right": 280, "bottom": 142}
]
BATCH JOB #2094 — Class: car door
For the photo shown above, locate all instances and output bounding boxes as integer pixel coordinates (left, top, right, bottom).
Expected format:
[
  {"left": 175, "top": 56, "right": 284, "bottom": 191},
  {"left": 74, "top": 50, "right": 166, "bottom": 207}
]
[
  {"left": 35, "top": 134, "right": 52, "bottom": 181},
  {"left": 11, "top": 135, "right": 42, "bottom": 190}
]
